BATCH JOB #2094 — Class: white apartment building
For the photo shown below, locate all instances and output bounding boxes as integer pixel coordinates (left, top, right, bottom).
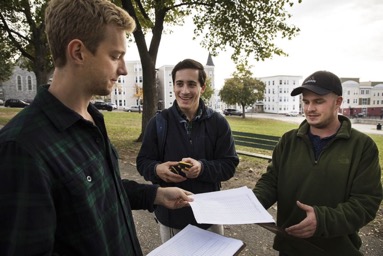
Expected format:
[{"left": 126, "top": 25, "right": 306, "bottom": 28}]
[
  {"left": 110, "top": 60, "right": 143, "bottom": 109},
  {"left": 157, "top": 65, "right": 175, "bottom": 109},
  {"left": 341, "top": 80, "right": 383, "bottom": 117},
  {"left": 110, "top": 55, "right": 216, "bottom": 110},
  {"left": 258, "top": 76, "right": 383, "bottom": 117},
  {"left": 259, "top": 75, "right": 303, "bottom": 114},
  {"left": 3, "top": 61, "right": 381, "bottom": 118},
  {"left": 157, "top": 56, "right": 216, "bottom": 109}
]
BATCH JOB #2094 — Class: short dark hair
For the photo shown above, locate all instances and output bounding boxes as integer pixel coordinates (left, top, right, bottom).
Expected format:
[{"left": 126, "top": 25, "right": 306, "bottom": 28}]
[{"left": 171, "top": 59, "right": 206, "bottom": 86}]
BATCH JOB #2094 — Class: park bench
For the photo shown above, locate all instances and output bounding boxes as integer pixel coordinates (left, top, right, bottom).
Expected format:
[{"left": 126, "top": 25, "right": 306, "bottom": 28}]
[{"left": 232, "top": 131, "right": 280, "bottom": 161}]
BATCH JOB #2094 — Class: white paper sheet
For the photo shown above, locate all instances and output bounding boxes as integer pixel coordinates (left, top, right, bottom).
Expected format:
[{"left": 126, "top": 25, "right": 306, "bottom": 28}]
[
  {"left": 147, "top": 225, "right": 244, "bottom": 256},
  {"left": 189, "top": 186, "right": 274, "bottom": 224}
]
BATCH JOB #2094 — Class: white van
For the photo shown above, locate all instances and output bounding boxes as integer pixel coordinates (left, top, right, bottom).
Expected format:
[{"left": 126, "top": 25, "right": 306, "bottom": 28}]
[{"left": 125, "top": 105, "right": 143, "bottom": 112}]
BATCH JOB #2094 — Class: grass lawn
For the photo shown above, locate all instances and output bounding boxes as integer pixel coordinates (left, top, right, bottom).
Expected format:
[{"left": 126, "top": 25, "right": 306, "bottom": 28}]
[
  {"left": 1, "top": 108, "right": 382, "bottom": 228},
  {"left": 1, "top": 108, "right": 383, "bottom": 182}
]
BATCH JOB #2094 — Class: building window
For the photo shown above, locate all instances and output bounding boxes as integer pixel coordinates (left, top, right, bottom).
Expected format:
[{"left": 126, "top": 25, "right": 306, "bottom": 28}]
[
  {"left": 17, "top": 75, "right": 22, "bottom": 91},
  {"left": 27, "top": 76, "right": 33, "bottom": 90}
]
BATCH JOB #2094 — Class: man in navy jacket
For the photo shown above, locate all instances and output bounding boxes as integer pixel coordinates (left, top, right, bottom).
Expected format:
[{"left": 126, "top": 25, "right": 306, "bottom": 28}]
[{"left": 137, "top": 59, "right": 239, "bottom": 242}]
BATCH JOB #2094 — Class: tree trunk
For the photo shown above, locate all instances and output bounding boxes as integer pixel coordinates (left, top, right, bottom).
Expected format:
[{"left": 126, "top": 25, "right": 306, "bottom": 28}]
[
  {"left": 33, "top": 56, "right": 50, "bottom": 86},
  {"left": 137, "top": 54, "right": 157, "bottom": 142},
  {"left": 33, "top": 22, "right": 52, "bottom": 86},
  {"left": 121, "top": 0, "right": 166, "bottom": 142}
]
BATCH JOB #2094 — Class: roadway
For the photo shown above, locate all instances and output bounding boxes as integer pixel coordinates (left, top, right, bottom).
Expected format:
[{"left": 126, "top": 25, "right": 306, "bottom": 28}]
[{"left": 244, "top": 112, "right": 383, "bottom": 136}]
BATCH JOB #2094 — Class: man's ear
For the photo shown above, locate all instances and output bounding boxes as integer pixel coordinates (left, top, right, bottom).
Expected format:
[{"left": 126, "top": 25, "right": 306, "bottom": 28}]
[
  {"left": 67, "top": 39, "right": 85, "bottom": 63},
  {"left": 200, "top": 83, "right": 206, "bottom": 93},
  {"left": 336, "top": 96, "right": 343, "bottom": 106}
]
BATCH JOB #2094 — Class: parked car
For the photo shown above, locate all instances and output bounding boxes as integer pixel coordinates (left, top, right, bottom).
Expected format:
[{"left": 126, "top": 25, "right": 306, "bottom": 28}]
[
  {"left": 93, "top": 101, "right": 113, "bottom": 111},
  {"left": 223, "top": 108, "right": 242, "bottom": 116},
  {"left": 125, "top": 105, "right": 143, "bottom": 112},
  {"left": 285, "top": 111, "right": 299, "bottom": 117},
  {"left": 215, "top": 109, "right": 224, "bottom": 116},
  {"left": 4, "top": 99, "right": 30, "bottom": 108},
  {"left": 356, "top": 112, "right": 366, "bottom": 118},
  {"left": 108, "top": 102, "right": 118, "bottom": 110}
]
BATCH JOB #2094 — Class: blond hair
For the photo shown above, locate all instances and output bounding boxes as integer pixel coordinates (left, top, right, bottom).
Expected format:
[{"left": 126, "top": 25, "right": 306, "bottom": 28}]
[{"left": 45, "top": 0, "right": 136, "bottom": 67}]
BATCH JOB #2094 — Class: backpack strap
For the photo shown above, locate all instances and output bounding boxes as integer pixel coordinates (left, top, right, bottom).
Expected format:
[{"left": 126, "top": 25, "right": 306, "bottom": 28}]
[
  {"left": 156, "top": 108, "right": 218, "bottom": 160},
  {"left": 156, "top": 109, "right": 169, "bottom": 161}
]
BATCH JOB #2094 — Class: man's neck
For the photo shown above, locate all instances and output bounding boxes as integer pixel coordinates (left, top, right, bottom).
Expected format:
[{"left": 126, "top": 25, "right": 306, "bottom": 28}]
[
  {"left": 310, "top": 119, "right": 341, "bottom": 139},
  {"left": 49, "top": 68, "right": 93, "bottom": 121}
]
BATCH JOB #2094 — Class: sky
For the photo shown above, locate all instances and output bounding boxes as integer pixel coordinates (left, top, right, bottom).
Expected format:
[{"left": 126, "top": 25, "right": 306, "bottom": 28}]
[{"left": 125, "top": 0, "right": 383, "bottom": 89}]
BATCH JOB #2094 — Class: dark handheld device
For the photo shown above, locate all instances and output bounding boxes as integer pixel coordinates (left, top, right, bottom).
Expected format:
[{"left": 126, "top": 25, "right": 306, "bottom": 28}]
[{"left": 170, "top": 161, "right": 192, "bottom": 175}]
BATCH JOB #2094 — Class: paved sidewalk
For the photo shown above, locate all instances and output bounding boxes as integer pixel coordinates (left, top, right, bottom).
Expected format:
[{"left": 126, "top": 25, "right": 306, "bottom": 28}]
[{"left": 246, "top": 113, "right": 383, "bottom": 135}]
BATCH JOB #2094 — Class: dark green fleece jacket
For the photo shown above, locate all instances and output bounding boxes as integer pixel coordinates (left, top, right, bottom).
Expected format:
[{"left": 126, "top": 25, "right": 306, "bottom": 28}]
[{"left": 254, "top": 115, "right": 382, "bottom": 256}]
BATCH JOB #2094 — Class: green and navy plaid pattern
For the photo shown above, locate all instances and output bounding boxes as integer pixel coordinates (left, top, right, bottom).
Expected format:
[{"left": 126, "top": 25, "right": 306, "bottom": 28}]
[{"left": 0, "top": 87, "right": 157, "bottom": 255}]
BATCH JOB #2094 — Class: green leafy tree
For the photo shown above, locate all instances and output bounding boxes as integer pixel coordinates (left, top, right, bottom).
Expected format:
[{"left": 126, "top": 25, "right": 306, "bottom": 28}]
[
  {"left": 0, "top": 0, "right": 52, "bottom": 86},
  {"left": 0, "top": 31, "right": 14, "bottom": 82},
  {"left": 219, "top": 64, "right": 265, "bottom": 118},
  {"left": 1, "top": 0, "right": 301, "bottom": 140},
  {"left": 118, "top": 0, "right": 301, "bottom": 139},
  {"left": 201, "top": 77, "right": 214, "bottom": 104}
]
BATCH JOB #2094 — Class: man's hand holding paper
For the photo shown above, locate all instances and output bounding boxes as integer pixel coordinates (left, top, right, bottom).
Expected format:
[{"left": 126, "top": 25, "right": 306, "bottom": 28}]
[{"left": 188, "top": 186, "right": 275, "bottom": 224}]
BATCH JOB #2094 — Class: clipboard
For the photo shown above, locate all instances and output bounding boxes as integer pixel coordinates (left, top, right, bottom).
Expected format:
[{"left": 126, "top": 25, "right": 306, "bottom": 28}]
[
  {"left": 257, "top": 223, "right": 327, "bottom": 255},
  {"left": 233, "top": 242, "right": 246, "bottom": 256}
]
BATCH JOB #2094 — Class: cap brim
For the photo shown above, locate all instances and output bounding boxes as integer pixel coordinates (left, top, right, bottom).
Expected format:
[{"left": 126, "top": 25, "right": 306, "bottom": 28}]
[{"left": 291, "top": 84, "right": 332, "bottom": 96}]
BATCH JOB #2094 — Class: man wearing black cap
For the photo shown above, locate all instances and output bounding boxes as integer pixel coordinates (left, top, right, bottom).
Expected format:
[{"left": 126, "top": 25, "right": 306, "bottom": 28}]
[{"left": 253, "top": 71, "right": 382, "bottom": 256}]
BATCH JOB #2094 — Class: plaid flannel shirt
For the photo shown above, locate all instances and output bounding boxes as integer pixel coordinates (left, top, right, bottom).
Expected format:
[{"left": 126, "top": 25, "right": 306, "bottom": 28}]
[{"left": 0, "top": 86, "right": 157, "bottom": 255}]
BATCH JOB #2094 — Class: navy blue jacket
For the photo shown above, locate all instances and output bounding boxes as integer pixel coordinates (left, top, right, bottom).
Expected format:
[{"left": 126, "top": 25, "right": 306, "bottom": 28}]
[{"left": 137, "top": 101, "right": 239, "bottom": 229}]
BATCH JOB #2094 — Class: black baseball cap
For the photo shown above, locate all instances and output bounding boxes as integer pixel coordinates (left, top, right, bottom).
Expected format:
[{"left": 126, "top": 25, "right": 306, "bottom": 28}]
[{"left": 291, "top": 71, "right": 342, "bottom": 96}]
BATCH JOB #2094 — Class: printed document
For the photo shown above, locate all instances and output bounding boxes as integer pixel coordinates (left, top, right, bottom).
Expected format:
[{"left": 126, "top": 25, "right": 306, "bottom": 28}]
[
  {"left": 147, "top": 224, "right": 245, "bottom": 256},
  {"left": 189, "top": 186, "right": 274, "bottom": 224}
]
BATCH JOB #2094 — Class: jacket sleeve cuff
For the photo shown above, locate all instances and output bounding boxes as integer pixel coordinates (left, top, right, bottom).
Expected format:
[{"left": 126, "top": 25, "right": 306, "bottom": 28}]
[{"left": 151, "top": 163, "right": 162, "bottom": 183}]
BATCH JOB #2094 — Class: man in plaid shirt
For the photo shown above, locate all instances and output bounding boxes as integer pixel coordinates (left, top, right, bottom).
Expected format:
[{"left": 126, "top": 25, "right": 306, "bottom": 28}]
[{"left": 0, "top": 0, "right": 192, "bottom": 255}]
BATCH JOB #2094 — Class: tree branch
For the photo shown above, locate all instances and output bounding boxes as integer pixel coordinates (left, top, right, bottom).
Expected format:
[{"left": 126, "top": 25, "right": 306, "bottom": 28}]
[
  {"left": 168, "top": 0, "right": 215, "bottom": 11},
  {"left": 0, "top": 12, "right": 33, "bottom": 60},
  {"left": 134, "top": 0, "right": 152, "bottom": 25}
]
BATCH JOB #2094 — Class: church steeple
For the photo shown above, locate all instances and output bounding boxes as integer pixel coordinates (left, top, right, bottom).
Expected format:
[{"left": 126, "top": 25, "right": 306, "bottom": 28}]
[{"left": 206, "top": 53, "right": 215, "bottom": 66}]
